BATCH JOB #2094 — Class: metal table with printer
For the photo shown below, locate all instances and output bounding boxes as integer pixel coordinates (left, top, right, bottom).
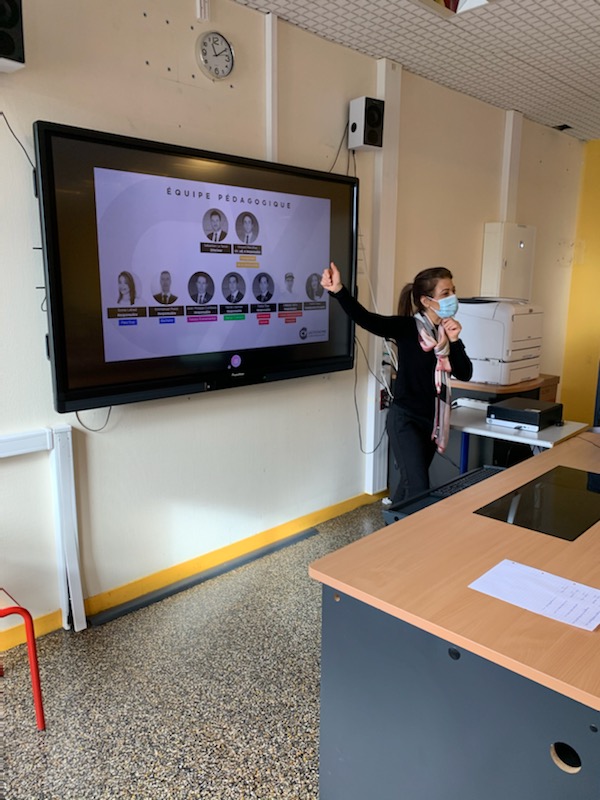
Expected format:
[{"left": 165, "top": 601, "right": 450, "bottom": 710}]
[
  {"left": 450, "top": 401, "right": 588, "bottom": 473},
  {"left": 451, "top": 297, "right": 587, "bottom": 469}
]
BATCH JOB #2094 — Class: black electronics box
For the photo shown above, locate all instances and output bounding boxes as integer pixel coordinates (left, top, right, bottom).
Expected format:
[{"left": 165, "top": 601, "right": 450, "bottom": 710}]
[{"left": 486, "top": 397, "right": 563, "bottom": 432}]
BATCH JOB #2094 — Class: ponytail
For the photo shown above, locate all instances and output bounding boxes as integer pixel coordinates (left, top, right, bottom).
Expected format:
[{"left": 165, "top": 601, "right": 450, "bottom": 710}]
[{"left": 397, "top": 283, "right": 414, "bottom": 316}]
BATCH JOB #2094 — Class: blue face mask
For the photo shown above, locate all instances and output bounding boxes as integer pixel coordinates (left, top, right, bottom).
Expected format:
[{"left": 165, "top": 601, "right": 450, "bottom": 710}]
[{"left": 429, "top": 294, "right": 459, "bottom": 319}]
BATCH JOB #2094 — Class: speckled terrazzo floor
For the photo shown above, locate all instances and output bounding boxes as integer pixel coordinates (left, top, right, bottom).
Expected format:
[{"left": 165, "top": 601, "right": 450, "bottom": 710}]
[{"left": 3, "top": 501, "right": 386, "bottom": 800}]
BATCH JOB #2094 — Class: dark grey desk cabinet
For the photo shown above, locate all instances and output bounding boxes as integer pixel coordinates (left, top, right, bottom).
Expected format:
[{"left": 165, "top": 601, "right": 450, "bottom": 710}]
[{"left": 320, "top": 587, "right": 599, "bottom": 800}]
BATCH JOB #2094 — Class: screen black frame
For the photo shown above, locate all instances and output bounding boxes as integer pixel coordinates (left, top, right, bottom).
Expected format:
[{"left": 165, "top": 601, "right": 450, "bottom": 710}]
[{"left": 33, "top": 121, "right": 358, "bottom": 412}]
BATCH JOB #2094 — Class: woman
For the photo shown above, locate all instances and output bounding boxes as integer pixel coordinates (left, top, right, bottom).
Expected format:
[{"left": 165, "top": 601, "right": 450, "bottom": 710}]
[
  {"left": 117, "top": 271, "right": 137, "bottom": 306},
  {"left": 307, "top": 272, "right": 325, "bottom": 301},
  {"left": 321, "top": 261, "right": 473, "bottom": 504}
]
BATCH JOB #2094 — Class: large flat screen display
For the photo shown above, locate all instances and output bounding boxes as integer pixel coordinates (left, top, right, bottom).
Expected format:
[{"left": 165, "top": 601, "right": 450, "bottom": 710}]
[{"left": 33, "top": 121, "right": 358, "bottom": 412}]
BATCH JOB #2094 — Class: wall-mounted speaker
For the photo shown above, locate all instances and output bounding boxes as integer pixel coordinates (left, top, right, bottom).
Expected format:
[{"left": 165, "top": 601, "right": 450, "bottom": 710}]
[
  {"left": 348, "top": 97, "right": 384, "bottom": 151},
  {"left": 0, "top": 0, "right": 25, "bottom": 73}
]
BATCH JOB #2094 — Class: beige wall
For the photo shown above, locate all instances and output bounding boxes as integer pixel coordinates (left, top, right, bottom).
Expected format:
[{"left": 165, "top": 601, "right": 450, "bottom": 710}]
[
  {"left": 517, "top": 123, "right": 583, "bottom": 381},
  {"left": 396, "top": 73, "right": 506, "bottom": 297},
  {"left": 0, "top": 0, "right": 584, "bottom": 635}
]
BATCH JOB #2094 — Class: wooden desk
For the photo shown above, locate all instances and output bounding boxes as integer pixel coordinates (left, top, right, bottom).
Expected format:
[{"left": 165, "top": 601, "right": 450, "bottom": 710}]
[
  {"left": 310, "top": 432, "right": 600, "bottom": 800},
  {"left": 451, "top": 373, "right": 560, "bottom": 402}
]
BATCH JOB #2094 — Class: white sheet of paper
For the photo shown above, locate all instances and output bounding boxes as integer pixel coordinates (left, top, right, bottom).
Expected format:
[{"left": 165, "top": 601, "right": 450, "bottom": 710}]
[{"left": 469, "top": 559, "right": 600, "bottom": 631}]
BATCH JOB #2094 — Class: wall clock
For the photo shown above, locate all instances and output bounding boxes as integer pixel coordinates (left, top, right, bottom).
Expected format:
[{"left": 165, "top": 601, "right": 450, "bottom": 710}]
[{"left": 196, "top": 31, "right": 234, "bottom": 80}]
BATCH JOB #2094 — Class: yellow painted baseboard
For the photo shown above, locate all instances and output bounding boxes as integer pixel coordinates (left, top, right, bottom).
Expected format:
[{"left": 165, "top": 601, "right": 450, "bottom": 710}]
[
  {"left": 1, "top": 609, "right": 64, "bottom": 652},
  {"left": 1, "top": 492, "right": 385, "bottom": 651}
]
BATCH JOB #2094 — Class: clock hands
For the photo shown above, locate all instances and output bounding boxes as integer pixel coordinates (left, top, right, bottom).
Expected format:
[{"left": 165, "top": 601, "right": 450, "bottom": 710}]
[
  {"left": 198, "top": 33, "right": 233, "bottom": 77},
  {"left": 208, "top": 38, "right": 229, "bottom": 58}
]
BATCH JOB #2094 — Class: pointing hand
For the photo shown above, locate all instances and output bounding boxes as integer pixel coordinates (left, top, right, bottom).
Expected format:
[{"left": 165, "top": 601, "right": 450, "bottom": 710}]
[{"left": 321, "top": 261, "right": 343, "bottom": 294}]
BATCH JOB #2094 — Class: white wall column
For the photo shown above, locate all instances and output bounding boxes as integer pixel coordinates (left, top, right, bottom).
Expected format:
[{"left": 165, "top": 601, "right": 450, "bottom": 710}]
[
  {"left": 265, "top": 12, "right": 278, "bottom": 162},
  {"left": 499, "top": 109, "right": 523, "bottom": 222},
  {"left": 363, "top": 58, "right": 402, "bottom": 494}
]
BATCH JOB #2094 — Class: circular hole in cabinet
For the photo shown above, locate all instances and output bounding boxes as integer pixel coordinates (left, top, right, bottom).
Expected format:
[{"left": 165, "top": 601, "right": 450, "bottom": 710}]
[
  {"left": 448, "top": 647, "right": 461, "bottom": 661},
  {"left": 550, "top": 742, "right": 582, "bottom": 774},
  {"left": 333, "top": 593, "right": 341, "bottom": 602}
]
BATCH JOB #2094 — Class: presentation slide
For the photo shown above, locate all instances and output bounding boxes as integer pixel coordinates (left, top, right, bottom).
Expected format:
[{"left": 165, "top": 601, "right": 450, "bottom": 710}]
[{"left": 94, "top": 168, "right": 331, "bottom": 363}]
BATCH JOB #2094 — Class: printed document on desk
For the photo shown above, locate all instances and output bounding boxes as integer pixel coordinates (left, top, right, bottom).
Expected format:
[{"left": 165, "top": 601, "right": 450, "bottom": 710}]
[{"left": 469, "top": 559, "right": 600, "bottom": 631}]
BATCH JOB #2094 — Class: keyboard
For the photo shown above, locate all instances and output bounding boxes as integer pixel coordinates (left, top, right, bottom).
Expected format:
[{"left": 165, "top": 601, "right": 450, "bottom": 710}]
[
  {"left": 382, "top": 465, "right": 505, "bottom": 525},
  {"left": 431, "top": 466, "right": 505, "bottom": 498}
]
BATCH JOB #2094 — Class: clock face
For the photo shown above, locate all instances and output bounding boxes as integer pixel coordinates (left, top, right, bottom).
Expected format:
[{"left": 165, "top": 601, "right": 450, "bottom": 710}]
[{"left": 196, "top": 32, "right": 234, "bottom": 80}]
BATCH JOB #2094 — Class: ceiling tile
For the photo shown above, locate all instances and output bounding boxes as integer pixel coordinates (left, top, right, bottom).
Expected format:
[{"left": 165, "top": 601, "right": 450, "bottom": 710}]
[{"left": 234, "top": 0, "right": 600, "bottom": 140}]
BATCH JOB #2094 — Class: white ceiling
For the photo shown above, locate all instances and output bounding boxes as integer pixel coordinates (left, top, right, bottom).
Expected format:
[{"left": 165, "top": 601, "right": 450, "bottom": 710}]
[{"left": 232, "top": 0, "right": 600, "bottom": 142}]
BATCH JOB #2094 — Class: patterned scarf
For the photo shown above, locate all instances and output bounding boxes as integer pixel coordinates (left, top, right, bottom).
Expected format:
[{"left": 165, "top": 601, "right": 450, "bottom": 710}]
[{"left": 414, "top": 312, "right": 452, "bottom": 453}]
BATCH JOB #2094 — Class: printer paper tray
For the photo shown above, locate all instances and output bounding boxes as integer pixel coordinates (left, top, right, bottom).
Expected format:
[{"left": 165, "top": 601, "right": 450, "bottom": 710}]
[{"left": 470, "top": 358, "right": 540, "bottom": 385}]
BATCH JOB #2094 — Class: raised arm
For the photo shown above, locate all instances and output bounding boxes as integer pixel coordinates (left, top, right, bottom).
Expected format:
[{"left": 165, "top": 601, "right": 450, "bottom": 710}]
[{"left": 321, "top": 261, "right": 407, "bottom": 340}]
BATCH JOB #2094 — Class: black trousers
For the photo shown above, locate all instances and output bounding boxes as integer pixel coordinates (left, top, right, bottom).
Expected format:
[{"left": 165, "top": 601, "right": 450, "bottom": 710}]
[{"left": 386, "top": 403, "right": 437, "bottom": 505}]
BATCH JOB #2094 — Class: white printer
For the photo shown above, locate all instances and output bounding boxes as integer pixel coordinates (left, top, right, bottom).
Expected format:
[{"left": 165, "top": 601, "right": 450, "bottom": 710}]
[{"left": 457, "top": 298, "right": 543, "bottom": 385}]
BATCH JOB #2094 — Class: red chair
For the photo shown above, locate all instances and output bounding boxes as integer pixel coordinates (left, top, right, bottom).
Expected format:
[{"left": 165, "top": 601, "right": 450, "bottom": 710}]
[{"left": 1, "top": 588, "right": 45, "bottom": 730}]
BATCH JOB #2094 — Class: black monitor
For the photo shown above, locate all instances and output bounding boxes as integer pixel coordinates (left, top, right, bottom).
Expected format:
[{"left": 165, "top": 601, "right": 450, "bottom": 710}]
[
  {"left": 33, "top": 121, "right": 358, "bottom": 412},
  {"left": 475, "top": 466, "right": 600, "bottom": 541}
]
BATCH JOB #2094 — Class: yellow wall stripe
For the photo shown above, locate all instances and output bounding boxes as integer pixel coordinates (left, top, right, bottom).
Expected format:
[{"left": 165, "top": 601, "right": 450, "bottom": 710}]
[
  {"left": 1, "top": 610, "right": 63, "bottom": 652},
  {"left": 562, "top": 140, "right": 600, "bottom": 422},
  {"left": 1, "top": 492, "right": 384, "bottom": 650}
]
